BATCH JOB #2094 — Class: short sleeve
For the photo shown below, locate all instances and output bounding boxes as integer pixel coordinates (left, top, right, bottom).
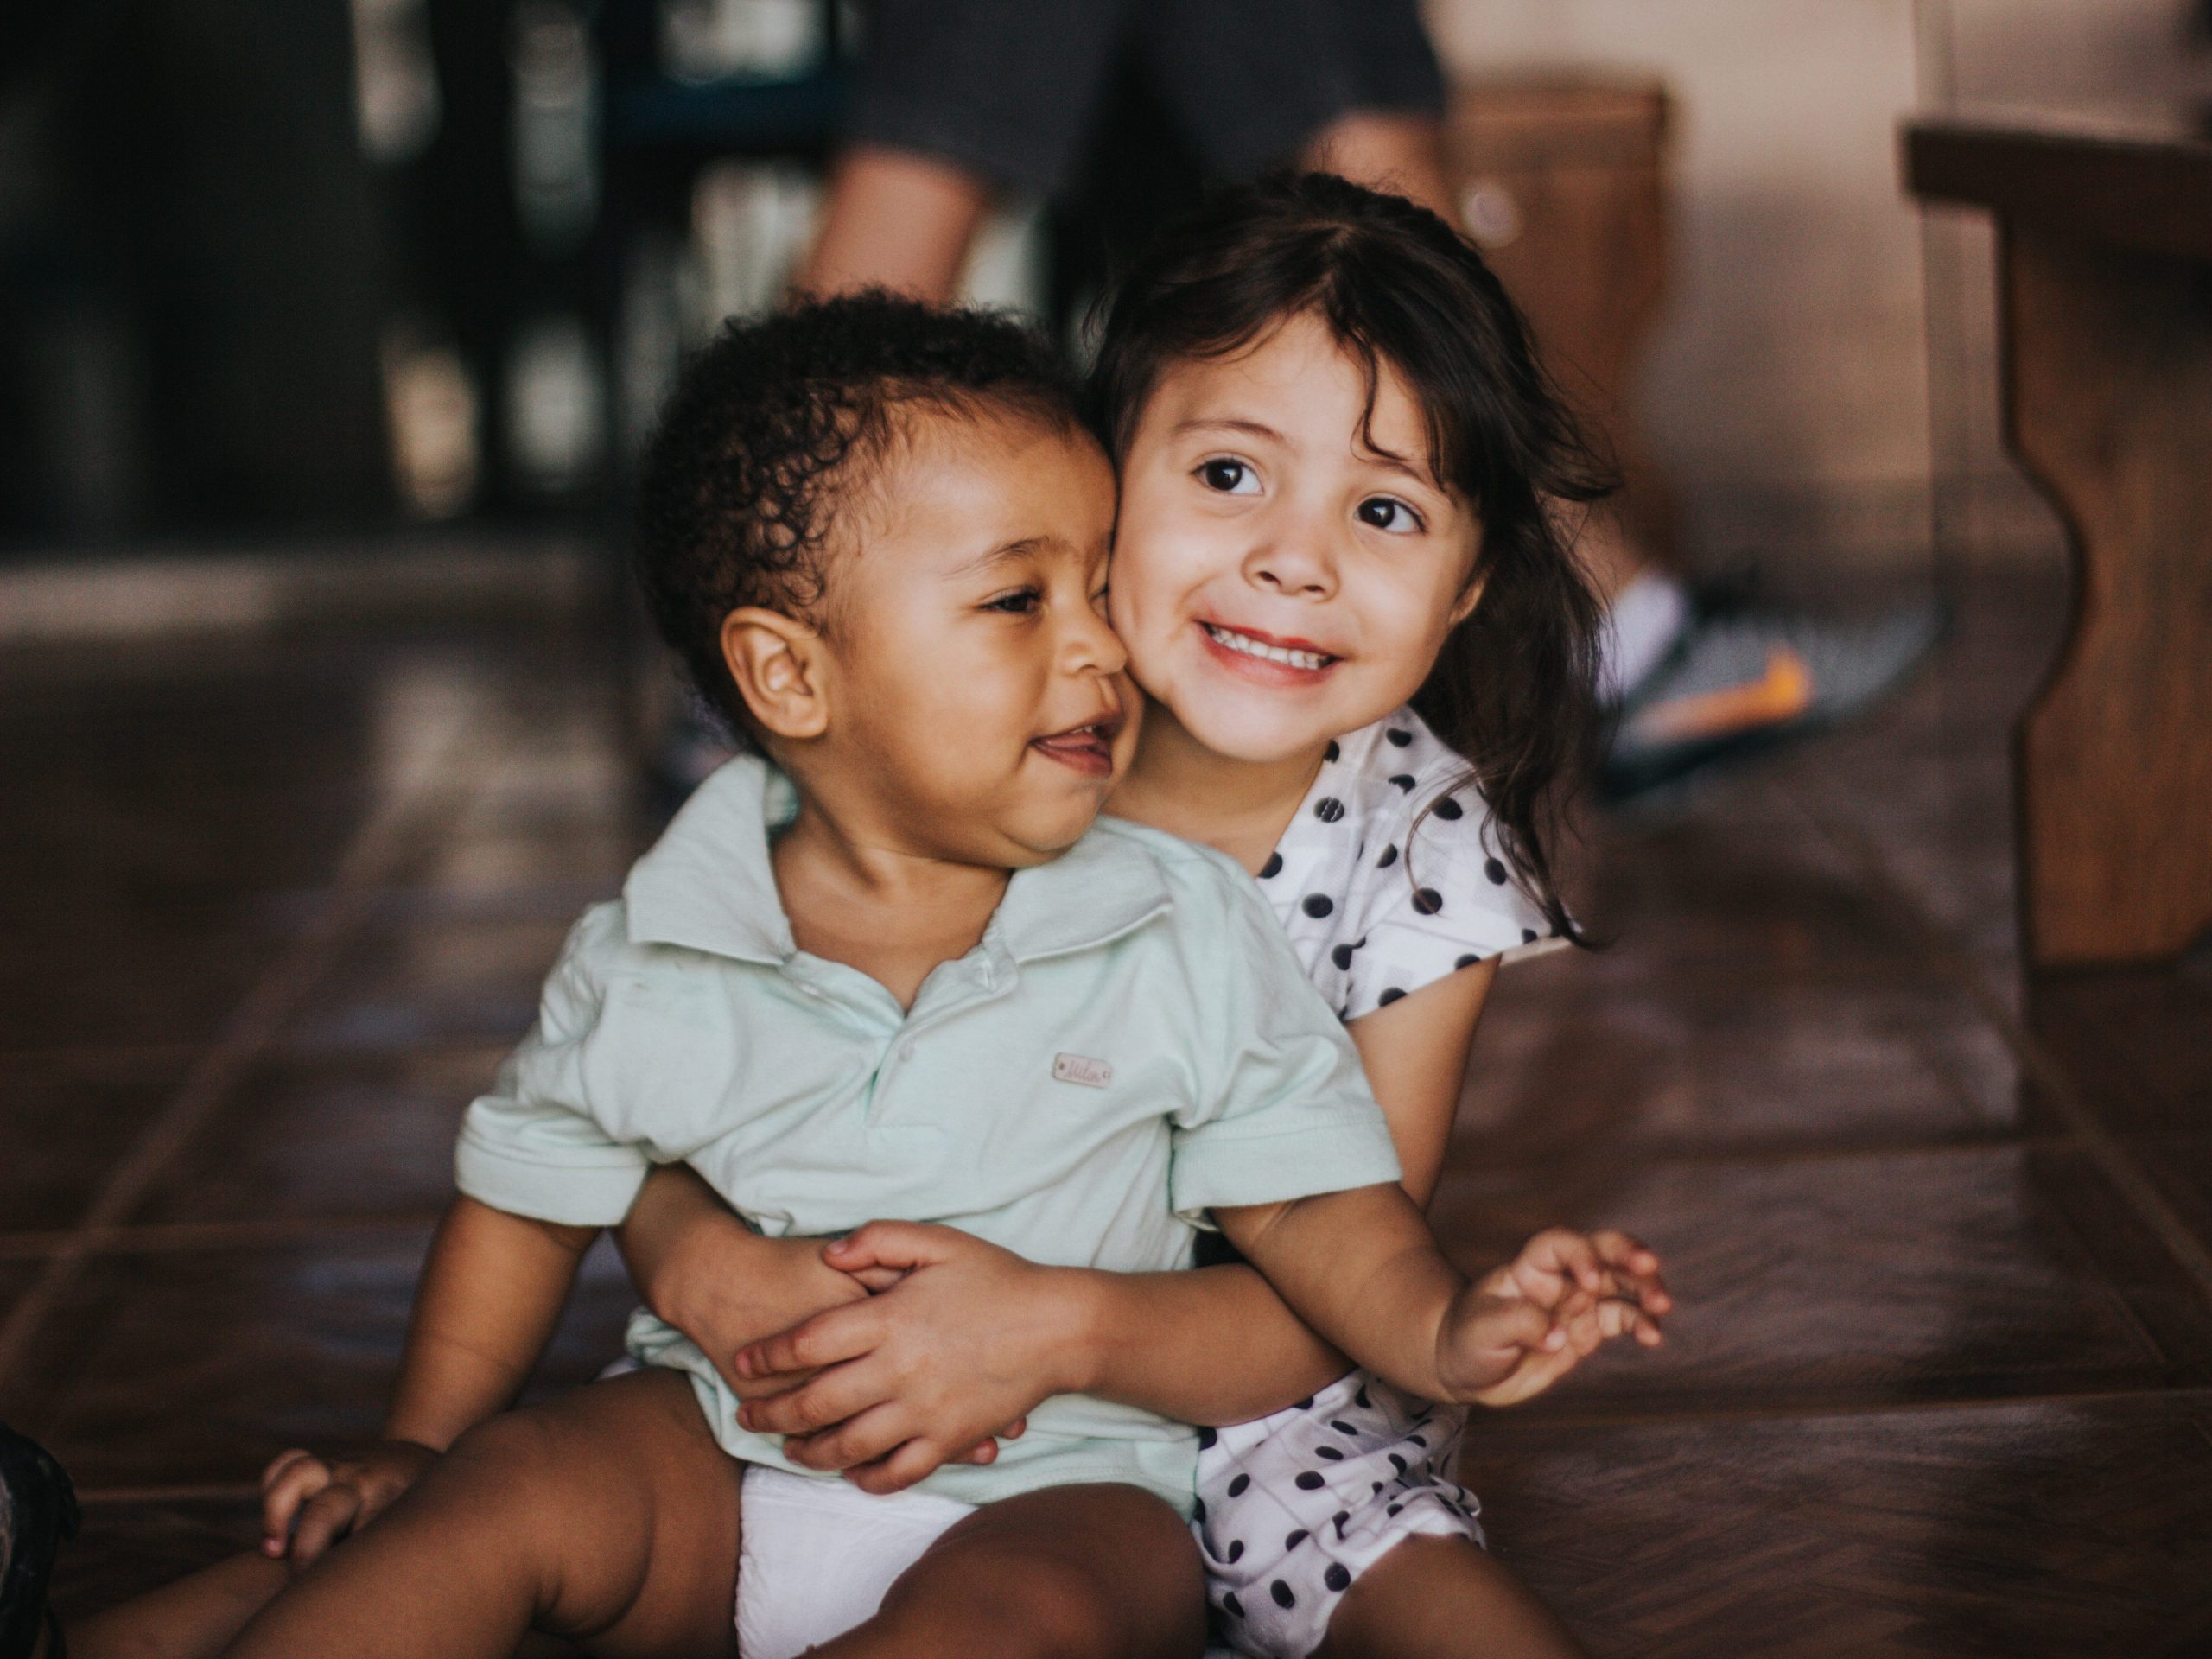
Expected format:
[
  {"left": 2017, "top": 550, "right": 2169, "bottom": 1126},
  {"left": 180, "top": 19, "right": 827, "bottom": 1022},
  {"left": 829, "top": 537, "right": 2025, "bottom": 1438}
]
[
  {"left": 1168, "top": 862, "right": 1402, "bottom": 1223},
  {"left": 1340, "top": 780, "right": 1563, "bottom": 1022},
  {"left": 454, "top": 903, "right": 655, "bottom": 1227}
]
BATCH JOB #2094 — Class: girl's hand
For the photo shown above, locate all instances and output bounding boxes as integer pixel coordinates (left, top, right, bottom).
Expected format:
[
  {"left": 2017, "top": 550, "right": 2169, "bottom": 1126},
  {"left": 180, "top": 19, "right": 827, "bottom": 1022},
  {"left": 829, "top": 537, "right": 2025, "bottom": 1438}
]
[
  {"left": 730, "top": 1222, "right": 1085, "bottom": 1494},
  {"left": 1436, "top": 1229, "right": 1669, "bottom": 1408},
  {"left": 258, "top": 1439, "right": 438, "bottom": 1567}
]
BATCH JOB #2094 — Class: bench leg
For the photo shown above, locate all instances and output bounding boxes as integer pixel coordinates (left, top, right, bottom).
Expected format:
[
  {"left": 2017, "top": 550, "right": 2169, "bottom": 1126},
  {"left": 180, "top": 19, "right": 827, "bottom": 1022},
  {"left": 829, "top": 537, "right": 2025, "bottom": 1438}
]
[{"left": 1999, "top": 223, "right": 2212, "bottom": 968}]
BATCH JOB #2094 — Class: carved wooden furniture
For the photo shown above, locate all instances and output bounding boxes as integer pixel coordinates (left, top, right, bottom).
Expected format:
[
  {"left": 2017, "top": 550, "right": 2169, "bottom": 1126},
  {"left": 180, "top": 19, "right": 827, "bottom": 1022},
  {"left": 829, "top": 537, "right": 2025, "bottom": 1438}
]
[{"left": 1906, "top": 110, "right": 2212, "bottom": 969}]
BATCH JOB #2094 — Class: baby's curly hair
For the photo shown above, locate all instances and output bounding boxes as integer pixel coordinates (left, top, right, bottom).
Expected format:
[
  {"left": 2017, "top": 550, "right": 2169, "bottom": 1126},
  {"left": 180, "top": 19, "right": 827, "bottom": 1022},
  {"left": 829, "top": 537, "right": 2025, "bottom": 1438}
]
[{"left": 632, "top": 291, "right": 1082, "bottom": 736}]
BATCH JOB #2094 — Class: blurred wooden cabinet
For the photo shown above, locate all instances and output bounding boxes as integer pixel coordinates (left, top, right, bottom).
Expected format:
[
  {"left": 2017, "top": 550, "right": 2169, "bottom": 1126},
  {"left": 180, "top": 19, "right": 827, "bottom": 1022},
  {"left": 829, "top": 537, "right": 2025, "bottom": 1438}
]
[{"left": 1443, "top": 76, "right": 1674, "bottom": 563}]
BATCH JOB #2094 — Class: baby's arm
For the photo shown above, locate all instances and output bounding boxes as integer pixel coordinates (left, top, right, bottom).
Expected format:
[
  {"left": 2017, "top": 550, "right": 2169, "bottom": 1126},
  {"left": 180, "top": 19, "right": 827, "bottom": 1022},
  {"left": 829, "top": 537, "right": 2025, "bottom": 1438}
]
[{"left": 260, "top": 1193, "right": 594, "bottom": 1561}]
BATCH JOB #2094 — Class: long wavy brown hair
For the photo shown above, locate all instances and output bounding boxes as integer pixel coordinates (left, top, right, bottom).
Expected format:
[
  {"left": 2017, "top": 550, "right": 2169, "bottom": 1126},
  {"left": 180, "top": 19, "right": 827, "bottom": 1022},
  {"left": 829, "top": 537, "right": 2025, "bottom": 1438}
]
[{"left": 1090, "top": 171, "right": 1611, "bottom": 944}]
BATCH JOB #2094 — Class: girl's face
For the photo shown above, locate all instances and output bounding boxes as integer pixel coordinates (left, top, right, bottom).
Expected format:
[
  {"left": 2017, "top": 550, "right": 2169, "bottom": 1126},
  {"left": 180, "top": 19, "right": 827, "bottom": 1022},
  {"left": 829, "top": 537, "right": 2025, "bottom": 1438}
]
[{"left": 1109, "top": 312, "right": 1483, "bottom": 766}]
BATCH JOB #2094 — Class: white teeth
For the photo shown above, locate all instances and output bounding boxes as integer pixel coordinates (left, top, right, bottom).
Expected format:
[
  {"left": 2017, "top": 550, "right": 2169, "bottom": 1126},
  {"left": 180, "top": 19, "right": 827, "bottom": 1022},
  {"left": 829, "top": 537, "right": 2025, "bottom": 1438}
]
[{"left": 1204, "top": 624, "right": 1331, "bottom": 671}]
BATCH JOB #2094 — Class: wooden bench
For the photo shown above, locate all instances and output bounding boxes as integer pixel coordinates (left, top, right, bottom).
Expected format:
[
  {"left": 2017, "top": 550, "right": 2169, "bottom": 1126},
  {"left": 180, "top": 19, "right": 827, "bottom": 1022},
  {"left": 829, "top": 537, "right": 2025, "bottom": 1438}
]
[{"left": 1905, "top": 110, "right": 2212, "bottom": 969}]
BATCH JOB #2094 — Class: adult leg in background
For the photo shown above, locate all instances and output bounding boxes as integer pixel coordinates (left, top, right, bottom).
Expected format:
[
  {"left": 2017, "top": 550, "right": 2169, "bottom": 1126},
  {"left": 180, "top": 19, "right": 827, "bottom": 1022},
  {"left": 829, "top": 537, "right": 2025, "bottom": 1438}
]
[
  {"left": 811, "top": 1483, "right": 1206, "bottom": 1659},
  {"left": 1316, "top": 1534, "right": 1588, "bottom": 1659},
  {"left": 213, "top": 1370, "right": 742, "bottom": 1659}
]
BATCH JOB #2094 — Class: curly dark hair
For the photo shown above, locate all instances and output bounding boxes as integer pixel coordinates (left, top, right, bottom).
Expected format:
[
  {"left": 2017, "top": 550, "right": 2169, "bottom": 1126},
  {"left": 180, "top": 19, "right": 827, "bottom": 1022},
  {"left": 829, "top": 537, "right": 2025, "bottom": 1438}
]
[
  {"left": 632, "top": 290, "right": 1083, "bottom": 737},
  {"left": 1088, "top": 171, "right": 1611, "bottom": 945}
]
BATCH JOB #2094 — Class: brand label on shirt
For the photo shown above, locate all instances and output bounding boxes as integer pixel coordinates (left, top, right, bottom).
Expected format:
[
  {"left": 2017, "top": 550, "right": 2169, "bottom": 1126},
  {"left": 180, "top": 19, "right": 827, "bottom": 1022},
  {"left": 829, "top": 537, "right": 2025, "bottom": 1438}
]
[{"left": 1052, "top": 1052, "right": 1113, "bottom": 1089}]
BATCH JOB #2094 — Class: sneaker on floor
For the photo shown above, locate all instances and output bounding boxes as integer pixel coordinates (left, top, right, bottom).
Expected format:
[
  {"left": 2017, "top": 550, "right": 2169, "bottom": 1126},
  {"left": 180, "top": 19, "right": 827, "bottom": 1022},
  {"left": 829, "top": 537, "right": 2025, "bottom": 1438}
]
[
  {"left": 1601, "top": 599, "right": 1943, "bottom": 800},
  {"left": 0, "top": 1421, "right": 78, "bottom": 1659}
]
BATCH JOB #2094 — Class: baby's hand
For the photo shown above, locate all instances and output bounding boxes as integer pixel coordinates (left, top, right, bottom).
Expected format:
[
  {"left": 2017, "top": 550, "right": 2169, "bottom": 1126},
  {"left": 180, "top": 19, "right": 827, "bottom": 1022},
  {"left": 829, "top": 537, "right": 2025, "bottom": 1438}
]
[
  {"left": 259, "top": 1439, "right": 439, "bottom": 1567},
  {"left": 1435, "top": 1228, "right": 1669, "bottom": 1408}
]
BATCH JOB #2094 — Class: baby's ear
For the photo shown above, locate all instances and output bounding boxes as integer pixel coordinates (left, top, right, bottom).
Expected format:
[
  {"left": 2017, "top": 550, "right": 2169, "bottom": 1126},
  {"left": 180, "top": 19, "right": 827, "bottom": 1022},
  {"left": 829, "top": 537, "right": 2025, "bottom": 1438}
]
[{"left": 721, "top": 607, "right": 830, "bottom": 741}]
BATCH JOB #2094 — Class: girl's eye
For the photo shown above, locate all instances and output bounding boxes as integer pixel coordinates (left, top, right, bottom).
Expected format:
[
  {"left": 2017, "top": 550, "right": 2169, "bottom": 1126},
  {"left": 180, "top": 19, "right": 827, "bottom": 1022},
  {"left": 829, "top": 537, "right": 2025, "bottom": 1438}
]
[
  {"left": 1197, "top": 458, "right": 1260, "bottom": 495},
  {"left": 983, "top": 588, "right": 1042, "bottom": 614},
  {"left": 1357, "top": 496, "right": 1425, "bottom": 533}
]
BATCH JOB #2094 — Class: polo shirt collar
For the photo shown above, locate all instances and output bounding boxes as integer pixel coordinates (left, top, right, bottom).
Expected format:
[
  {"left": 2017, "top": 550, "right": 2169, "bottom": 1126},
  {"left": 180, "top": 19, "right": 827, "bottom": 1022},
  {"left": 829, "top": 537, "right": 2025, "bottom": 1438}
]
[
  {"left": 625, "top": 755, "right": 795, "bottom": 964},
  {"left": 624, "top": 757, "right": 1173, "bottom": 967}
]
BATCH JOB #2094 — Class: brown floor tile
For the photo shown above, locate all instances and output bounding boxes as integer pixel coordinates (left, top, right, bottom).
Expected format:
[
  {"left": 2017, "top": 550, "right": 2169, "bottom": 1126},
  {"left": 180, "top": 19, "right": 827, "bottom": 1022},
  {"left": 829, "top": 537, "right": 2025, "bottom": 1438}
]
[
  {"left": 0, "top": 908, "right": 289, "bottom": 1053},
  {"left": 1, "top": 1232, "right": 636, "bottom": 1489},
  {"left": 2133, "top": 1139, "right": 2212, "bottom": 1266},
  {"left": 1460, "top": 1394, "right": 2212, "bottom": 1658},
  {"left": 125, "top": 1045, "right": 509, "bottom": 1226},
  {"left": 2025, "top": 969, "right": 2212, "bottom": 1141},
  {"left": 276, "top": 915, "right": 575, "bottom": 1055},
  {"left": 1462, "top": 946, "right": 2018, "bottom": 1160},
  {"left": 47, "top": 1495, "right": 265, "bottom": 1627},
  {"left": 0, "top": 1068, "right": 189, "bottom": 1233},
  {"left": 1428, "top": 1143, "right": 2212, "bottom": 1414}
]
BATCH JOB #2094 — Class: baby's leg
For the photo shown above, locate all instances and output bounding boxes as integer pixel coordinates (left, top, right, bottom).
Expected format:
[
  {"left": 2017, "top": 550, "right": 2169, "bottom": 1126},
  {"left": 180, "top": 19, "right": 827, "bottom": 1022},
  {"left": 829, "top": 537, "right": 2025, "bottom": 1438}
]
[
  {"left": 216, "top": 1370, "right": 742, "bottom": 1659},
  {"left": 817, "top": 1484, "right": 1205, "bottom": 1659},
  {"left": 1316, "top": 1535, "right": 1586, "bottom": 1659}
]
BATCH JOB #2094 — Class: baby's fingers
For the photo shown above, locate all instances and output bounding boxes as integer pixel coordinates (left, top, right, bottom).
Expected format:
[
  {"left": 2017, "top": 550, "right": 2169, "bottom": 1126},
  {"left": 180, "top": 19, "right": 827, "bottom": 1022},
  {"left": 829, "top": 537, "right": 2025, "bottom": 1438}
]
[
  {"left": 259, "top": 1452, "right": 331, "bottom": 1555},
  {"left": 287, "top": 1482, "right": 364, "bottom": 1567}
]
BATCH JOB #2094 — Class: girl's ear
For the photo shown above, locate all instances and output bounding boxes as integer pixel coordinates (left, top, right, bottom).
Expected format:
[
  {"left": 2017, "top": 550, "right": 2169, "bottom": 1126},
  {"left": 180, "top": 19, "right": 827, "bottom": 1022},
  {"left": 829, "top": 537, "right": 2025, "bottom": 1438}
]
[
  {"left": 721, "top": 607, "right": 831, "bottom": 741},
  {"left": 1447, "top": 572, "right": 1487, "bottom": 628}
]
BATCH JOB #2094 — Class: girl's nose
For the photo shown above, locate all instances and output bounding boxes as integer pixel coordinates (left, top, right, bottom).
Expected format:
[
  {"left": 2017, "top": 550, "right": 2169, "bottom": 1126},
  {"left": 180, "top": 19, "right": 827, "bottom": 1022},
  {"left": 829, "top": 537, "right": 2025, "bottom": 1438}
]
[{"left": 1243, "top": 524, "right": 1338, "bottom": 599}]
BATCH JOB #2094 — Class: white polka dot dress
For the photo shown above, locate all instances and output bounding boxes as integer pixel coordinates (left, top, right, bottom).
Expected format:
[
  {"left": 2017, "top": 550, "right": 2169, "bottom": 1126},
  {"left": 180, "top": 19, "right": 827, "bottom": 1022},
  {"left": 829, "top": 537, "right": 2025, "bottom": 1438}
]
[
  {"left": 1259, "top": 704, "right": 1565, "bottom": 1021},
  {"left": 1198, "top": 705, "right": 1561, "bottom": 1659}
]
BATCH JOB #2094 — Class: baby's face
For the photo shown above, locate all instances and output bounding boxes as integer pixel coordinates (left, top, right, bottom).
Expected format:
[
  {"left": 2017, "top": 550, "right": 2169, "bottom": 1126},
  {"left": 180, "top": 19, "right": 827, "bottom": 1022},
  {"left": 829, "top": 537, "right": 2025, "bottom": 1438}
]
[
  {"left": 1109, "top": 312, "right": 1483, "bottom": 765},
  {"left": 822, "top": 410, "right": 1134, "bottom": 867}
]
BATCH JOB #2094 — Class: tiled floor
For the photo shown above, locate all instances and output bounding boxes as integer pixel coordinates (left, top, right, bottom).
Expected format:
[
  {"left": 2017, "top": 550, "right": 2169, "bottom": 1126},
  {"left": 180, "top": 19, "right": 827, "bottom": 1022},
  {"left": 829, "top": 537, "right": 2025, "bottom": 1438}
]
[{"left": 3, "top": 554, "right": 2207, "bottom": 1655}]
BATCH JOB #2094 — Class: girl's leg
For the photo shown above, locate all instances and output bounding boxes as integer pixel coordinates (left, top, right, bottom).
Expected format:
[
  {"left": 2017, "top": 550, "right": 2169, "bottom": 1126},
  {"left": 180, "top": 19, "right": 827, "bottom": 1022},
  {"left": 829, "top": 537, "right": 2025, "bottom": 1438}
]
[
  {"left": 1314, "top": 1535, "right": 1588, "bottom": 1659},
  {"left": 217, "top": 1370, "right": 742, "bottom": 1659},
  {"left": 814, "top": 1483, "right": 1205, "bottom": 1659}
]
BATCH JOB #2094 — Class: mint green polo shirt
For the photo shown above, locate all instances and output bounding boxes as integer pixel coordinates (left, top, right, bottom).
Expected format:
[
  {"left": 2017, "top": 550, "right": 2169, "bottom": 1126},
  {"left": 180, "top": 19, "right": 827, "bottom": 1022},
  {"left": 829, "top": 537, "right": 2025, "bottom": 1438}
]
[{"left": 454, "top": 756, "right": 1400, "bottom": 1514}]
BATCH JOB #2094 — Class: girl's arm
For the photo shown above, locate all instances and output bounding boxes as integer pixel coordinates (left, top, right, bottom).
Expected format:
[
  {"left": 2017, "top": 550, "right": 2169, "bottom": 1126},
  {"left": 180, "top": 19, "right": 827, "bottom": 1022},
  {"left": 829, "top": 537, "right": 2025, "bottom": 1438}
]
[
  {"left": 723, "top": 965, "right": 1503, "bottom": 1484},
  {"left": 1067, "top": 961, "right": 1499, "bottom": 1422}
]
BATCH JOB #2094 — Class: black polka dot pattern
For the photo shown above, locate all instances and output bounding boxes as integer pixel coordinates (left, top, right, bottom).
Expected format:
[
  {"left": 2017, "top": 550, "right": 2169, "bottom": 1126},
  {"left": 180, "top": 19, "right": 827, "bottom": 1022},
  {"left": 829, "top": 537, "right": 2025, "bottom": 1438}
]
[
  {"left": 1325, "top": 740, "right": 1340, "bottom": 762},
  {"left": 1294, "top": 1471, "right": 1325, "bottom": 1491},
  {"left": 1228, "top": 1473, "right": 1250, "bottom": 1497},
  {"left": 1377, "top": 988, "right": 1406, "bottom": 1007},
  {"left": 1254, "top": 704, "right": 1560, "bottom": 1050},
  {"left": 1325, "top": 1563, "right": 1352, "bottom": 1593}
]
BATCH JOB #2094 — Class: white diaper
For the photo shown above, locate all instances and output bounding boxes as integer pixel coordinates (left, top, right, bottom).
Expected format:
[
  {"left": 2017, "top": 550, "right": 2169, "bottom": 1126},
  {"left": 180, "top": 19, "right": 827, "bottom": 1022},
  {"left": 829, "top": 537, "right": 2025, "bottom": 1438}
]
[{"left": 734, "top": 1465, "right": 977, "bottom": 1658}]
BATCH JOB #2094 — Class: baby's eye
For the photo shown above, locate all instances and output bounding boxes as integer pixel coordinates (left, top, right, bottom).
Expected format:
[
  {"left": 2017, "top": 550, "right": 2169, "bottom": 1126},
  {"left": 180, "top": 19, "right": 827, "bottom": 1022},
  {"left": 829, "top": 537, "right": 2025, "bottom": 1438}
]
[
  {"left": 1196, "top": 458, "right": 1260, "bottom": 495},
  {"left": 983, "top": 587, "right": 1042, "bottom": 614},
  {"left": 1090, "top": 584, "right": 1111, "bottom": 613},
  {"left": 1357, "top": 496, "right": 1425, "bottom": 533}
]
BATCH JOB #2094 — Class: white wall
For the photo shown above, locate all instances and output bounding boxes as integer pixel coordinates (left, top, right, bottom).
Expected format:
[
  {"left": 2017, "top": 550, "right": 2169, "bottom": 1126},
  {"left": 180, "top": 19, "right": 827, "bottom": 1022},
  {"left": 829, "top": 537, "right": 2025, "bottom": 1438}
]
[{"left": 1422, "top": 0, "right": 2212, "bottom": 573}]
